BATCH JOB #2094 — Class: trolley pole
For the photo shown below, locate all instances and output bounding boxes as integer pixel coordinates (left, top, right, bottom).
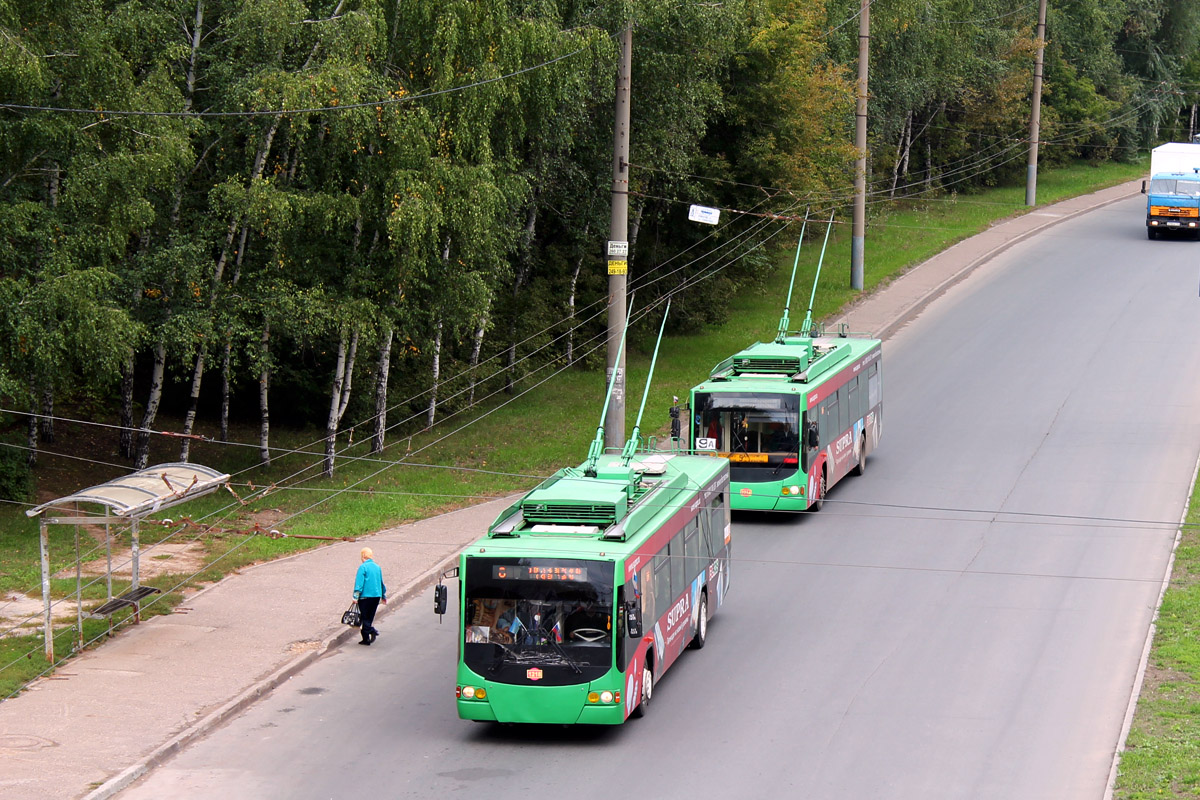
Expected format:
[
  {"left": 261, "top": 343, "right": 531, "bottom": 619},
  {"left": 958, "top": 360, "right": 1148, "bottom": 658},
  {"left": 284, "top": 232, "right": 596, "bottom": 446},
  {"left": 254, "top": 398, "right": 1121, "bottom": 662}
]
[
  {"left": 850, "top": 0, "right": 870, "bottom": 291},
  {"left": 605, "top": 24, "right": 632, "bottom": 452},
  {"left": 1025, "top": 0, "right": 1048, "bottom": 207}
]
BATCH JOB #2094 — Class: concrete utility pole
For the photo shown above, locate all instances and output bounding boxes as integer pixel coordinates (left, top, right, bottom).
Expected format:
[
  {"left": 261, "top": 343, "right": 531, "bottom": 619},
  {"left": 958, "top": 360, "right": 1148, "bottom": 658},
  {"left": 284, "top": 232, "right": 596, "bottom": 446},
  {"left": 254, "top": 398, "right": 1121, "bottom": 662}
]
[
  {"left": 851, "top": 0, "right": 870, "bottom": 291},
  {"left": 605, "top": 24, "right": 632, "bottom": 452},
  {"left": 1025, "top": 0, "right": 1048, "bottom": 206}
]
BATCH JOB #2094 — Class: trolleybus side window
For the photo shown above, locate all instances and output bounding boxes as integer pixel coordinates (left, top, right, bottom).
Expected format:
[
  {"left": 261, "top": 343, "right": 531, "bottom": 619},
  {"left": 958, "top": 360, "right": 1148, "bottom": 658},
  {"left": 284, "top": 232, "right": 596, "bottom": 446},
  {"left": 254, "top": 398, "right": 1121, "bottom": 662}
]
[
  {"left": 838, "top": 385, "right": 849, "bottom": 433},
  {"left": 848, "top": 376, "right": 860, "bottom": 422},
  {"left": 820, "top": 394, "right": 837, "bottom": 446},
  {"left": 654, "top": 552, "right": 670, "bottom": 625},
  {"left": 639, "top": 562, "right": 655, "bottom": 635},
  {"left": 670, "top": 531, "right": 685, "bottom": 600},
  {"left": 868, "top": 362, "right": 880, "bottom": 409},
  {"left": 683, "top": 523, "right": 700, "bottom": 582},
  {"left": 705, "top": 497, "right": 724, "bottom": 556}
]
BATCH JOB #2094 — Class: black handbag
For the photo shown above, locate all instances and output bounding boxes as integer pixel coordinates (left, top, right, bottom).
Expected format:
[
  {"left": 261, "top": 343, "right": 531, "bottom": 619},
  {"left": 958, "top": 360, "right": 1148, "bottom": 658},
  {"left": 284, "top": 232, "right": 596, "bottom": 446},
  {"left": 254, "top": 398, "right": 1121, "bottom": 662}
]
[{"left": 341, "top": 601, "right": 361, "bottom": 627}]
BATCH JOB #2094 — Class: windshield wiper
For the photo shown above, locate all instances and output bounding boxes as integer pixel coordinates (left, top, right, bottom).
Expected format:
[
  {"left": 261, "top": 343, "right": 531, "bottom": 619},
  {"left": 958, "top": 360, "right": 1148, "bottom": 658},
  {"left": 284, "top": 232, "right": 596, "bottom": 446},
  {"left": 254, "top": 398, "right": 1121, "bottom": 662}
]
[{"left": 546, "top": 634, "right": 583, "bottom": 674}]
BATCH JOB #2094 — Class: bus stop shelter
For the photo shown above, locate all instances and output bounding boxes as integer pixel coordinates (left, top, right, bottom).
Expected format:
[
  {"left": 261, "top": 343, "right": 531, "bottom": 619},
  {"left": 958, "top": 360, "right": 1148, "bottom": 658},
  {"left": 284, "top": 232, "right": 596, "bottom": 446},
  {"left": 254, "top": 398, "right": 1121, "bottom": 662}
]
[{"left": 25, "top": 462, "right": 230, "bottom": 661}]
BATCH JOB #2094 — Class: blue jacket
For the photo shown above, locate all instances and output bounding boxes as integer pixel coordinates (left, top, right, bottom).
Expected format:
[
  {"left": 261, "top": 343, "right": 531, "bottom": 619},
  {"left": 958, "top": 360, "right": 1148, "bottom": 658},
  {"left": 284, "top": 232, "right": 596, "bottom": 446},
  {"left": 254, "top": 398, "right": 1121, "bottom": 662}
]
[{"left": 353, "top": 559, "right": 387, "bottom": 600}]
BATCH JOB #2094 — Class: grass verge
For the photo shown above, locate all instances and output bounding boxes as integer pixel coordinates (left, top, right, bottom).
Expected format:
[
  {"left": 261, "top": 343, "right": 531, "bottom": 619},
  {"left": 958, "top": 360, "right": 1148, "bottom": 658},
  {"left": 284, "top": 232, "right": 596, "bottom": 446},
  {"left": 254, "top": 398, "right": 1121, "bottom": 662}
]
[{"left": 1114, "top": 472, "right": 1200, "bottom": 798}]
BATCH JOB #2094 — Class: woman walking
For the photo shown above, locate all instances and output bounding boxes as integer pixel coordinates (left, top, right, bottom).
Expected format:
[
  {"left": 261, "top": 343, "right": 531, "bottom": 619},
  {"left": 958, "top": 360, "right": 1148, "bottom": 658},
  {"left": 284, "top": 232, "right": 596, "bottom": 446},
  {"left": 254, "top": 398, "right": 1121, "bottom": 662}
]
[{"left": 353, "top": 547, "right": 387, "bottom": 645}]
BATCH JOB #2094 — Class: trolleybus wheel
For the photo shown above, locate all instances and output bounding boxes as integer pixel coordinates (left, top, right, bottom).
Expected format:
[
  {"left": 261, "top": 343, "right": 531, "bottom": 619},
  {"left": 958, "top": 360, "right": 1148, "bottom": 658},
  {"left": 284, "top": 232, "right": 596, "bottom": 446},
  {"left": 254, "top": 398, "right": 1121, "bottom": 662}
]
[
  {"left": 633, "top": 658, "right": 653, "bottom": 718},
  {"left": 854, "top": 441, "right": 867, "bottom": 476},
  {"left": 810, "top": 470, "right": 826, "bottom": 512},
  {"left": 690, "top": 591, "right": 708, "bottom": 650}
]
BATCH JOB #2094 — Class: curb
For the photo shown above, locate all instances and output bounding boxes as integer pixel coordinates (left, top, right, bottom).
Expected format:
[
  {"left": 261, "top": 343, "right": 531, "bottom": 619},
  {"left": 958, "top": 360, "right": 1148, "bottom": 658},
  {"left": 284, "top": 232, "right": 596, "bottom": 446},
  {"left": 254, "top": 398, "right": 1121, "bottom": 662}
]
[{"left": 80, "top": 551, "right": 461, "bottom": 800}]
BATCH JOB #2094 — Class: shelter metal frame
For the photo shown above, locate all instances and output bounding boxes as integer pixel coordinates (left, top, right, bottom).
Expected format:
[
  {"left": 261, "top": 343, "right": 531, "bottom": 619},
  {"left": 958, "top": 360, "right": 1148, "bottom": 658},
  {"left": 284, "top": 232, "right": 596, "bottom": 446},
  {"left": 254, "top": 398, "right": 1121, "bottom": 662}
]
[{"left": 24, "top": 463, "right": 230, "bottom": 661}]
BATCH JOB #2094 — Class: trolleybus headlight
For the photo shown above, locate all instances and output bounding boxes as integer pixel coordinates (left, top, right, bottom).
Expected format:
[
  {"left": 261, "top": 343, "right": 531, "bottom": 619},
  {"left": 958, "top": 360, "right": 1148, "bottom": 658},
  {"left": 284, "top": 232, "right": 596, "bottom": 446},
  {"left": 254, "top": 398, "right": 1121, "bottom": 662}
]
[
  {"left": 462, "top": 685, "right": 476, "bottom": 699},
  {"left": 789, "top": 485, "right": 801, "bottom": 496},
  {"left": 600, "top": 691, "right": 614, "bottom": 704}
]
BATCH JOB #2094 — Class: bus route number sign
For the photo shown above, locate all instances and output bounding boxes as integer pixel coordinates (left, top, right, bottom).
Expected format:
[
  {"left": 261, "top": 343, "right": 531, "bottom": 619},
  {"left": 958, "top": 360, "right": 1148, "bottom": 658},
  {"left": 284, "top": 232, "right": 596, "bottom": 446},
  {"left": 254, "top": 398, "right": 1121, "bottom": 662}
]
[{"left": 493, "top": 565, "right": 589, "bottom": 581}]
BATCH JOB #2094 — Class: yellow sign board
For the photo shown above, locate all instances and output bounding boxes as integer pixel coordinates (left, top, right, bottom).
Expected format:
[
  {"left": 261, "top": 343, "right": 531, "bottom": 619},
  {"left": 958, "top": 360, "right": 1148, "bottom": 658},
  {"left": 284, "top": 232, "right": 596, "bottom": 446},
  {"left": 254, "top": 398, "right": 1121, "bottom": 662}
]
[
  {"left": 608, "top": 259, "right": 628, "bottom": 275},
  {"left": 726, "top": 452, "right": 768, "bottom": 463}
]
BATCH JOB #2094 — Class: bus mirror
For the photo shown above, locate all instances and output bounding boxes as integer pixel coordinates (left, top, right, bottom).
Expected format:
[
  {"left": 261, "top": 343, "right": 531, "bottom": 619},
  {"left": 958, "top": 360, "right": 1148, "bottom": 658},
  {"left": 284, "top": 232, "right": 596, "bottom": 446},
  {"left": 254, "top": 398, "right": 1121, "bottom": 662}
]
[
  {"left": 807, "top": 425, "right": 819, "bottom": 448},
  {"left": 626, "top": 601, "right": 643, "bottom": 638},
  {"left": 434, "top": 584, "right": 448, "bottom": 617},
  {"left": 1141, "top": 180, "right": 1147, "bottom": 194}
]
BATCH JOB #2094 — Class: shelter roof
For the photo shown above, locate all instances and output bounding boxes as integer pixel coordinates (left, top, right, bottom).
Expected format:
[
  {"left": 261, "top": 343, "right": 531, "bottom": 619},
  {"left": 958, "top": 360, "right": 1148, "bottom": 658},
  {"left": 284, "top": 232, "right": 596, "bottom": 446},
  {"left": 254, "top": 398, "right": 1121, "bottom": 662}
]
[{"left": 26, "top": 462, "right": 230, "bottom": 519}]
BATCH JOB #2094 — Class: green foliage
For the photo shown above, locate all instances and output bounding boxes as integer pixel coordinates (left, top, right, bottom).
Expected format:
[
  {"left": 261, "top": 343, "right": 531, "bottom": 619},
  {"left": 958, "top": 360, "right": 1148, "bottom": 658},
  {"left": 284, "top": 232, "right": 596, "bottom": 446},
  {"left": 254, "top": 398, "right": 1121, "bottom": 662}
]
[
  {"left": 0, "top": 437, "right": 32, "bottom": 501},
  {"left": 0, "top": 0, "right": 1190, "bottom": 453}
]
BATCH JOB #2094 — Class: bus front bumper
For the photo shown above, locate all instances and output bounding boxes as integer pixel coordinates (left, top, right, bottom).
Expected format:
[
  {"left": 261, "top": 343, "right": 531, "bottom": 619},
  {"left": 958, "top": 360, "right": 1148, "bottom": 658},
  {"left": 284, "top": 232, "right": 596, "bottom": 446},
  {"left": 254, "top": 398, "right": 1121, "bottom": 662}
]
[
  {"left": 457, "top": 678, "right": 627, "bottom": 725},
  {"left": 731, "top": 486, "right": 809, "bottom": 511}
]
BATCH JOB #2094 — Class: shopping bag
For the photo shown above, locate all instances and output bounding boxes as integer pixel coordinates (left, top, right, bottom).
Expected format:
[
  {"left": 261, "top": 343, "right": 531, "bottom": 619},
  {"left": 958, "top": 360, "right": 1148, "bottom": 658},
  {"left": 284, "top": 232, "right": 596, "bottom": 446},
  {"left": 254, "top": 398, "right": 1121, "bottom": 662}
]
[{"left": 341, "top": 601, "right": 361, "bottom": 627}]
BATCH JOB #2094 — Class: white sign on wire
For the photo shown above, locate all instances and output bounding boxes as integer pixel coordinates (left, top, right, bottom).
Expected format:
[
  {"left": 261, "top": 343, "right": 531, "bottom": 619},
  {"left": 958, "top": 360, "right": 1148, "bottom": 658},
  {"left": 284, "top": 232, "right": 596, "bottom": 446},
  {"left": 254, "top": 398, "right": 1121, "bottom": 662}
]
[{"left": 688, "top": 205, "right": 721, "bottom": 225}]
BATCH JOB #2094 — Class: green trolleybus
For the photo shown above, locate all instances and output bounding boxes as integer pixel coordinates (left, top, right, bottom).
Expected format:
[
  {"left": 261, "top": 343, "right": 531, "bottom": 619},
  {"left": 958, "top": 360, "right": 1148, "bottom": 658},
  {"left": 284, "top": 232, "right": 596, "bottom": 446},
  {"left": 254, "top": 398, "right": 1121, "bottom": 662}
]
[
  {"left": 448, "top": 451, "right": 731, "bottom": 724},
  {"left": 689, "top": 330, "right": 880, "bottom": 511},
  {"left": 687, "top": 218, "right": 882, "bottom": 512},
  {"left": 437, "top": 301, "right": 732, "bottom": 724}
]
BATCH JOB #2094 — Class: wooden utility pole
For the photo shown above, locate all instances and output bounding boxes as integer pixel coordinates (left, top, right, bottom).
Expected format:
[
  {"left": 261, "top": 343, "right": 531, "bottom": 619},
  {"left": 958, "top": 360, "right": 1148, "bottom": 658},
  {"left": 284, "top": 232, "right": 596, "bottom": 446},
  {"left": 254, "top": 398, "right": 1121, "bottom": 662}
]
[
  {"left": 851, "top": 0, "right": 870, "bottom": 291},
  {"left": 1025, "top": 0, "right": 1048, "bottom": 206},
  {"left": 605, "top": 24, "right": 632, "bottom": 451}
]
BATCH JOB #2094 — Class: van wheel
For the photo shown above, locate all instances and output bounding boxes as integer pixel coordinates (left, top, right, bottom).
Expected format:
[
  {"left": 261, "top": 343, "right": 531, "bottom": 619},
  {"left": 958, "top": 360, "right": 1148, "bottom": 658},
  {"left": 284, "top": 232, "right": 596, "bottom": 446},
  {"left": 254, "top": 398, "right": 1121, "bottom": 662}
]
[
  {"left": 632, "top": 658, "right": 653, "bottom": 718},
  {"left": 810, "top": 470, "right": 826, "bottom": 512},
  {"left": 690, "top": 591, "right": 708, "bottom": 650},
  {"left": 1147, "top": 228, "right": 1158, "bottom": 240}
]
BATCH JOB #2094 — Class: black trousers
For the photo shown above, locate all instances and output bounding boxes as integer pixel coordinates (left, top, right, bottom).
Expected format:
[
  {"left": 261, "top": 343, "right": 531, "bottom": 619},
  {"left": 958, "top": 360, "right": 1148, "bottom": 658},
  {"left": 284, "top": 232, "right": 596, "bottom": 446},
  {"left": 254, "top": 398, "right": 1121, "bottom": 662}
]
[{"left": 358, "top": 597, "right": 380, "bottom": 641}]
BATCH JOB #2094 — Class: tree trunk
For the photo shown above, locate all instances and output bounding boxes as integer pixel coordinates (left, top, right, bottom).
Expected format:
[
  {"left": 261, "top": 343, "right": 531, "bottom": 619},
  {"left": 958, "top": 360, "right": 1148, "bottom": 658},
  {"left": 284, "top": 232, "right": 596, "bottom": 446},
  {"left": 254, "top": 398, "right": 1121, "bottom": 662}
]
[
  {"left": 119, "top": 349, "right": 135, "bottom": 458},
  {"left": 179, "top": 351, "right": 205, "bottom": 462},
  {"left": 371, "top": 324, "right": 394, "bottom": 453},
  {"left": 219, "top": 338, "right": 232, "bottom": 442},
  {"left": 506, "top": 205, "right": 537, "bottom": 393},
  {"left": 629, "top": 200, "right": 644, "bottom": 254},
  {"left": 258, "top": 322, "right": 271, "bottom": 466},
  {"left": 925, "top": 137, "right": 933, "bottom": 191},
  {"left": 134, "top": 340, "right": 167, "bottom": 470},
  {"left": 467, "top": 303, "right": 488, "bottom": 406},
  {"left": 566, "top": 244, "right": 585, "bottom": 365},
  {"left": 183, "top": 0, "right": 204, "bottom": 113},
  {"left": 890, "top": 111, "right": 912, "bottom": 198},
  {"left": 40, "top": 387, "right": 54, "bottom": 443},
  {"left": 427, "top": 318, "right": 442, "bottom": 428},
  {"left": 323, "top": 328, "right": 359, "bottom": 477},
  {"left": 25, "top": 391, "right": 38, "bottom": 468}
]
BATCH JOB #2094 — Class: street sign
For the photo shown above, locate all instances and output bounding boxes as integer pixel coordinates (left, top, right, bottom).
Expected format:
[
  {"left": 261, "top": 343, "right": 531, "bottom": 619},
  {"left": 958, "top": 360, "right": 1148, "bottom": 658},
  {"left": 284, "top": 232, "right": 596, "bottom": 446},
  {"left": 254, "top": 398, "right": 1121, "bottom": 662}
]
[
  {"left": 607, "top": 240, "right": 629, "bottom": 257},
  {"left": 607, "top": 259, "right": 628, "bottom": 275},
  {"left": 688, "top": 204, "right": 720, "bottom": 225}
]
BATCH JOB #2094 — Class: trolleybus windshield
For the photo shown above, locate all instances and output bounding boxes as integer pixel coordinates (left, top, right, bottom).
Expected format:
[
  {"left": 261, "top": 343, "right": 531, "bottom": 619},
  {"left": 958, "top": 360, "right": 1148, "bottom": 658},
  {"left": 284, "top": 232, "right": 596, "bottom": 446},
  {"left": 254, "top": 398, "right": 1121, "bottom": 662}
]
[
  {"left": 463, "top": 557, "right": 614, "bottom": 685},
  {"left": 693, "top": 392, "right": 802, "bottom": 482}
]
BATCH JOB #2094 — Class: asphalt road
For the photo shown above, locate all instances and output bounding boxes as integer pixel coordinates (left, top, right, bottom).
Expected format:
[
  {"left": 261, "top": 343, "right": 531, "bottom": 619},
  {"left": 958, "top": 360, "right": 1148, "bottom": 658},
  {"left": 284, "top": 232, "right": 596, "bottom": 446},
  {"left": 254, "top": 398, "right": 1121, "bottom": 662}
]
[{"left": 121, "top": 194, "right": 1200, "bottom": 800}]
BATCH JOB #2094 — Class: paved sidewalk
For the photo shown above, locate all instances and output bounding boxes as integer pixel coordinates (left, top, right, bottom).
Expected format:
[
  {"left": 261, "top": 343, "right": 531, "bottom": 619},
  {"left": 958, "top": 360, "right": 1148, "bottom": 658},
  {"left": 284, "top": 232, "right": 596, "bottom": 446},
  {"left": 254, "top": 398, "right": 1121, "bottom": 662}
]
[{"left": 0, "top": 180, "right": 1141, "bottom": 800}]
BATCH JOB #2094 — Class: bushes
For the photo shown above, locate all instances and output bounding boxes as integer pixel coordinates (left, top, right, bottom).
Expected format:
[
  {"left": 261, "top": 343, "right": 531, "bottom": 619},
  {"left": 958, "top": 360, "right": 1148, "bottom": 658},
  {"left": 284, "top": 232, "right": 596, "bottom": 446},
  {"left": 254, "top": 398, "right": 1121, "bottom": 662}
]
[{"left": 0, "top": 438, "right": 33, "bottom": 503}]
